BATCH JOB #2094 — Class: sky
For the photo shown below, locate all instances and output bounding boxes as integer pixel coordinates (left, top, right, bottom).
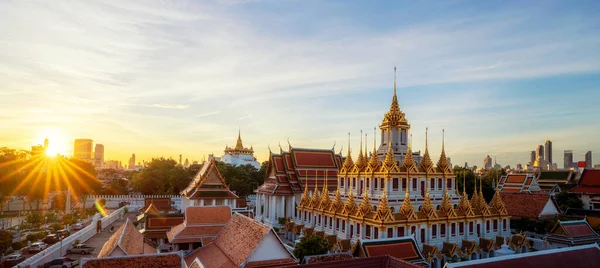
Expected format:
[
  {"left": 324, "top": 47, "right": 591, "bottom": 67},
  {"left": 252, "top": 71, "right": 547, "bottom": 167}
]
[{"left": 0, "top": 0, "right": 599, "bottom": 168}]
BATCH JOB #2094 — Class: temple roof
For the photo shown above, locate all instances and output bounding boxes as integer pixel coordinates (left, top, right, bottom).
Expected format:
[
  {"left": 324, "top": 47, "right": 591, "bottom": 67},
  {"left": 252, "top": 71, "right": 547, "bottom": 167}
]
[
  {"left": 570, "top": 169, "right": 600, "bottom": 194},
  {"left": 183, "top": 159, "right": 239, "bottom": 200},
  {"left": 380, "top": 68, "right": 409, "bottom": 129},
  {"left": 224, "top": 130, "right": 254, "bottom": 155},
  {"left": 547, "top": 219, "right": 600, "bottom": 246},
  {"left": 98, "top": 218, "right": 155, "bottom": 258},
  {"left": 500, "top": 192, "right": 557, "bottom": 219},
  {"left": 352, "top": 236, "right": 426, "bottom": 265},
  {"left": 166, "top": 206, "right": 231, "bottom": 244}
]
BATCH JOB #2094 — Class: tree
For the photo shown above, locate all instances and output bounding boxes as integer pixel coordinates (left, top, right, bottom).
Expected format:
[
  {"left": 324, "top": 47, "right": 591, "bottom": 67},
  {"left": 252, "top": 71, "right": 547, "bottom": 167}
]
[
  {"left": 130, "top": 158, "right": 192, "bottom": 195},
  {"left": 215, "top": 161, "right": 266, "bottom": 197},
  {"left": 555, "top": 190, "right": 583, "bottom": 211},
  {"left": 293, "top": 235, "right": 329, "bottom": 261},
  {"left": 0, "top": 230, "right": 12, "bottom": 254},
  {"left": 25, "top": 211, "right": 43, "bottom": 227}
]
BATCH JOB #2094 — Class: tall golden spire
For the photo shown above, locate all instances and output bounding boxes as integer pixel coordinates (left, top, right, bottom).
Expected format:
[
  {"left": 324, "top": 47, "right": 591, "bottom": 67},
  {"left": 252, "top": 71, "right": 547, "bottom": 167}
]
[
  {"left": 457, "top": 171, "right": 474, "bottom": 216},
  {"left": 383, "top": 128, "right": 396, "bottom": 166},
  {"left": 342, "top": 185, "right": 357, "bottom": 215},
  {"left": 420, "top": 127, "right": 434, "bottom": 172},
  {"left": 330, "top": 180, "right": 343, "bottom": 213},
  {"left": 420, "top": 173, "right": 436, "bottom": 218},
  {"left": 311, "top": 171, "right": 321, "bottom": 208},
  {"left": 234, "top": 128, "right": 244, "bottom": 150},
  {"left": 375, "top": 176, "right": 394, "bottom": 222},
  {"left": 381, "top": 66, "right": 408, "bottom": 128},
  {"left": 402, "top": 133, "right": 416, "bottom": 169},
  {"left": 490, "top": 180, "right": 507, "bottom": 214},
  {"left": 342, "top": 133, "right": 354, "bottom": 171},
  {"left": 355, "top": 130, "right": 366, "bottom": 168},
  {"left": 299, "top": 174, "right": 310, "bottom": 208},
  {"left": 437, "top": 129, "right": 451, "bottom": 173},
  {"left": 440, "top": 176, "right": 456, "bottom": 217},
  {"left": 357, "top": 177, "right": 372, "bottom": 217},
  {"left": 368, "top": 127, "right": 381, "bottom": 168},
  {"left": 471, "top": 173, "right": 480, "bottom": 211},
  {"left": 320, "top": 172, "right": 331, "bottom": 211}
]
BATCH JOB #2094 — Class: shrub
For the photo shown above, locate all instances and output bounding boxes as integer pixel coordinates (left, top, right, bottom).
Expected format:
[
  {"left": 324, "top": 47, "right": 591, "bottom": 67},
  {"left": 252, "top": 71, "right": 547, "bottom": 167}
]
[
  {"left": 293, "top": 236, "right": 329, "bottom": 261},
  {"left": 12, "top": 241, "right": 24, "bottom": 250}
]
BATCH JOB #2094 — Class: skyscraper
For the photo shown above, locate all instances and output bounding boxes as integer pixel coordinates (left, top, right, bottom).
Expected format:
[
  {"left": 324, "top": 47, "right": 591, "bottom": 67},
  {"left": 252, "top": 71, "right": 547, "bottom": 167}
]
[
  {"left": 94, "top": 144, "right": 104, "bottom": 168},
  {"left": 129, "top": 154, "right": 136, "bottom": 170},
  {"left": 536, "top": 144, "right": 544, "bottom": 161},
  {"left": 585, "top": 151, "right": 592, "bottom": 169},
  {"left": 545, "top": 138, "right": 552, "bottom": 165},
  {"left": 564, "top": 150, "right": 573, "bottom": 169},
  {"left": 74, "top": 139, "right": 93, "bottom": 160},
  {"left": 484, "top": 155, "right": 493, "bottom": 170},
  {"left": 530, "top": 151, "right": 536, "bottom": 164}
]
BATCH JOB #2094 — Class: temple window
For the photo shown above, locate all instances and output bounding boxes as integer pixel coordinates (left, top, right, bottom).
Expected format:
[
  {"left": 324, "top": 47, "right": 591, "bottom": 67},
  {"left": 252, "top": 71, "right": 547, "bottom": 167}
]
[
  {"left": 441, "top": 224, "right": 446, "bottom": 237},
  {"left": 387, "top": 228, "right": 393, "bottom": 238},
  {"left": 438, "top": 178, "right": 442, "bottom": 189},
  {"left": 352, "top": 178, "right": 356, "bottom": 188},
  {"left": 420, "top": 229, "right": 425, "bottom": 243},
  {"left": 336, "top": 219, "right": 340, "bottom": 231},
  {"left": 412, "top": 178, "right": 417, "bottom": 191},
  {"left": 503, "top": 219, "right": 507, "bottom": 231},
  {"left": 341, "top": 178, "right": 345, "bottom": 187},
  {"left": 459, "top": 222, "right": 464, "bottom": 235},
  {"left": 342, "top": 220, "right": 346, "bottom": 231},
  {"left": 374, "top": 227, "right": 379, "bottom": 239},
  {"left": 380, "top": 178, "right": 385, "bottom": 190},
  {"left": 356, "top": 223, "right": 360, "bottom": 235},
  {"left": 366, "top": 225, "right": 372, "bottom": 239},
  {"left": 397, "top": 226, "right": 405, "bottom": 237},
  {"left": 486, "top": 220, "right": 490, "bottom": 233},
  {"left": 411, "top": 226, "right": 416, "bottom": 235},
  {"left": 402, "top": 178, "right": 407, "bottom": 191},
  {"left": 432, "top": 224, "right": 437, "bottom": 238},
  {"left": 391, "top": 207, "right": 395, "bottom": 212},
  {"left": 493, "top": 219, "right": 498, "bottom": 232},
  {"left": 447, "top": 178, "right": 452, "bottom": 190},
  {"left": 469, "top": 222, "right": 474, "bottom": 234},
  {"left": 430, "top": 178, "right": 435, "bottom": 190},
  {"left": 393, "top": 178, "right": 399, "bottom": 190}
]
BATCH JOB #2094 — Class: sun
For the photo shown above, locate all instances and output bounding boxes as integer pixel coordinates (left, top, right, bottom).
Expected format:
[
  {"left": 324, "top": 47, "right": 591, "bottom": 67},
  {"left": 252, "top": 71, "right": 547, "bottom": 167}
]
[{"left": 36, "top": 127, "right": 69, "bottom": 157}]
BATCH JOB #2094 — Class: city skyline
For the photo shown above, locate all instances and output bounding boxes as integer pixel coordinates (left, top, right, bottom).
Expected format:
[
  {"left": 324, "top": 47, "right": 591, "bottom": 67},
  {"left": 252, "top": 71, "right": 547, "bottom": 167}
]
[{"left": 1, "top": 1, "right": 599, "bottom": 167}]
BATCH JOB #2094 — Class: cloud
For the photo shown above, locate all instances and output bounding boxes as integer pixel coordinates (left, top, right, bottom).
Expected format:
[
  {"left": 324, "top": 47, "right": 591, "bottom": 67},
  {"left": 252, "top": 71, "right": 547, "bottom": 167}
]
[{"left": 195, "top": 111, "right": 220, "bottom": 117}]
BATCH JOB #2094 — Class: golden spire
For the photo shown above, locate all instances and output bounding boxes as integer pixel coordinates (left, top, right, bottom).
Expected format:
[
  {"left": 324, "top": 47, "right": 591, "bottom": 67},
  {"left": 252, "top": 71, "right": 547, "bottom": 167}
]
[
  {"left": 368, "top": 127, "right": 381, "bottom": 168},
  {"left": 234, "top": 128, "right": 244, "bottom": 150},
  {"left": 471, "top": 174, "right": 480, "bottom": 211},
  {"left": 330, "top": 182, "right": 343, "bottom": 212},
  {"left": 355, "top": 130, "right": 366, "bottom": 169},
  {"left": 457, "top": 171, "right": 474, "bottom": 216},
  {"left": 311, "top": 171, "right": 321, "bottom": 208},
  {"left": 420, "top": 173, "right": 436, "bottom": 218},
  {"left": 420, "top": 127, "right": 434, "bottom": 172},
  {"left": 440, "top": 181, "right": 456, "bottom": 217},
  {"left": 357, "top": 178, "right": 372, "bottom": 217},
  {"left": 402, "top": 133, "right": 416, "bottom": 169},
  {"left": 320, "top": 171, "right": 331, "bottom": 210},
  {"left": 490, "top": 181, "right": 507, "bottom": 214},
  {"left": 381, "top": 66, "right": 408, "bottom": 128},
  {"left": 375, "top": 176, "right": 394, "bottom": 222},
  {"left": 437, "top": 129, "right": 451, "bottom": 173},
  {"left": 299, "top": 174, "right": 310, "bottom": 208},
  {"left": 342, "top": 133, "right": 354, "bottom": 171},
  {"left": 383, "top": 128, "right": 396, "bottom": 166},
  {"left": 342, "top": 185, "right": 357, "bottom": 215}
]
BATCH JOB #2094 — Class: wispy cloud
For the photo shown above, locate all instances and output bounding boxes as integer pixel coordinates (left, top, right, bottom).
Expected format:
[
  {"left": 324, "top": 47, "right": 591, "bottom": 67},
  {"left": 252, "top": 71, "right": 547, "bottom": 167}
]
[
  {"left": 150, "top": 104, "right": 189, "bottom": 109},
  {"left": 196, "top": 111, "right": 220, "bottom": 117}
]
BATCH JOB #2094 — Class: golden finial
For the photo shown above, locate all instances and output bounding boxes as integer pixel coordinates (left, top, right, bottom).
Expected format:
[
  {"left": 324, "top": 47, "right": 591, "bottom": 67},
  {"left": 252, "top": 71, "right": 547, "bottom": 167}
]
[
  {"left": 383, "top": 128, "right": 396, "bottom": 166},
  {"left": 312, "top": 170, "right": 321, "bottom": 208},
  {"left": 235, "top": 127, "right": 244, "bottom": 150},
  {"left": 320, "top": 172, "right": 331, "bottom": 210},
  {"left": 437, "top": 129, "right": 451, "bottom": 172},
  {"left": 381, "top": 66, "right": 408, "bottom": 128},
  {"left": 420, "top": 127, "right": 433, "bottom": 171},
  {"left": 357, "top": 177, "right": 372, "bottom": 217},
  {"left": 368, "top": 127, "right": 381, "bottom": 168},
  {"left": 342, "top": 132, "right": 354, "bottom": 171},
  {"left": 402, "top": 131, "right": 417, "bottom": 169},
  {"left": 355, "top": 130, "right": 366, "bottom": 169},
  {"left": 420, "top": 173, "right": 436, "bottom": 218},
  {"left": 287, "top": 137, "right": 292, "bottom": 151},
  {"left": 343, "top": 185, "right": 357, "bottom": 215},
  {"left": 364, "top": 132, "right": 368, "bottom": 159}
]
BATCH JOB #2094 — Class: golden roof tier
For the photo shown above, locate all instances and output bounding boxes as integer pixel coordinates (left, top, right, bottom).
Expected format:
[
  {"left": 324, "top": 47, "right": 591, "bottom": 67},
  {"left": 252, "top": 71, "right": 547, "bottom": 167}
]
[
  {"left": 223, "top": 130, "right": 255, "bottom": 155},
  {"left": 380, "top": 67, "right": 409, "bottom": 130}
]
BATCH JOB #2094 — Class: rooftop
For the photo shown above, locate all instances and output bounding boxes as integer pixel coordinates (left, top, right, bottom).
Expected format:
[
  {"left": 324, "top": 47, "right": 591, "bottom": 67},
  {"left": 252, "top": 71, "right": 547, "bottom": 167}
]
[
  {"left": 97, "top": 218, "right": 155, "bottom": 258},
  {"left": 500, "top": 192, "right": 558, "bottom": 219}
]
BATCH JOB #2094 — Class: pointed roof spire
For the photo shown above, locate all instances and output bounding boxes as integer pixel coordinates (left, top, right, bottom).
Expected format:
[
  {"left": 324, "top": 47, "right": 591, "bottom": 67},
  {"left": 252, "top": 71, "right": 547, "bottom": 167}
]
[
  {"left": 458, "top": 171, "right": 474, "bottom": 216},
  {"left": 381, "top": 66, "right": 408, "bottom": 128},
  {"left": 368, "top": 127, "right": 381, "bottom": 168},
  {"left": 299, "top": 173, "right": 310, "bottom": 208},
  {"left": 383, "top": 128, "right": 397, "bottom": 167},
  {"left": 312, "top": 170, "right": 321, "bottom": 208},
  {"left": 375, "top": 176, "right": 394, "bottom": 222},
  {"left": 437, "top": 129, "right": 451, "bottom": 173},
  {"left": 357, "top": 178, "right": 372, "bottom": 216},
  {"left": 420, "top": 127, "right": 434, "bottom": 171},
  {"left": 355, "top": 130, "right": 366, "bottom": 169},
  {"left": 420, "top": 173, "right": 436, "bottom": 218},
  {"left": 235, "top": 128, "right": 244, "bottom": 150},
  {"left": 320, "top": 172, "right": 331, "bottom": 211},
  {"left": 394, "top": 66, "right": 397, "bottom": 97},
  {"left": 342, "top": 133, "right": 354, "bottom": 171},
  {"left": 402, "top": 132, "right": 416, "bottom": 169},
  {"left": 343, "top": 185, "right": 357, "bottom": 215}
]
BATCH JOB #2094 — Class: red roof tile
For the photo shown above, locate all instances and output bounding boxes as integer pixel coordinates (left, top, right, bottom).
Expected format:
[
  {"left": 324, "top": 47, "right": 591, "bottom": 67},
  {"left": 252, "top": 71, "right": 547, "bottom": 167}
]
[
  {"left": 213, "top": 214, "right": 270, "bottom": 265},
  {"left": 579, "top": 169, "right": 600, "bottom": 186},
  {"left": 445, "top": 244, "right": 600, "bottom": 268},
  {"left": 500, "top": 192, "right": 556, "bottom": 219},
  {"left": 147, "top": 217, "right": 184, "bottom": 229},
  {"left": 284, "top": 255, "right": 420, "bottom": 268},
  {"left": 144, "top": 199, "right": 172, "bottom": 211},
  {"left": 506, "top": 175, "right": 527, "bottom": 183},
  {"left": 82, "top": 252, "right": 182, "bottom": 268},
  {"left": 569, "top": 185, "right": 600, "bottom": 194},
  {"left": 186, "top": 206, "right": 231, "bottom": 225},
  {"left": 354, "top": 237, "right": 426, "bottom": 264},
  {"left": 187, "top": 243, "right": 235, "bottom": 268},
  {"left": 293, "top": 150, "right": 337, "bottom": 168},
  {"left": 501, "top": 188, "right": 520, "bottom": 193},
  {"left": 98, "top": 219, "right": 154, "bottom": 258},
  {"left": 245, "top": 258, "right": 298, "bottom": 267}
]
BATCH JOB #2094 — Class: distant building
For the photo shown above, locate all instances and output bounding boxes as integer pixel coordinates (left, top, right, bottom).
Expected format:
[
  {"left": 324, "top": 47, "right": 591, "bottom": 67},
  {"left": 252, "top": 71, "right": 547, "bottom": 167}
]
[
  {"left": 94, "top": 144, "right": 104, "bottom": 168},
  {"left": 564, "top": 150, "right": 574, "bottom": 169},
  {"left": 31, "top": 144, "right": 45, "bottom": 156},
  {"left": 536, "top": 144, "right": 544, "bottom": 162},
  {"left": 220, "top": 131, "right": 260, "bottom": 169},
  {"left": 484, "top": 155, "right": 493, "bottom": 170},
  {"left": 545, "top": 138, "right": 553, "bottom": 165},
  {"left": 530, "top": 151, "right": 536, "bottom": 165},
  {"left": 184, "top": 158, "right": 189, "bottom": 168},
  {"left": 74, "top": 139, "right": 93, "bottom": 160},
  {"left": 585, "top": 151, "right": 592, "bottom": 169},
  {"left": 516, "top": 163, "right": 523, "bottom": 171},
  {"left": 129, "top": 153, "right": 136, "bottom": 170},
  {"left": 178, "top": 154, "right": 182, "bottom": 166}
]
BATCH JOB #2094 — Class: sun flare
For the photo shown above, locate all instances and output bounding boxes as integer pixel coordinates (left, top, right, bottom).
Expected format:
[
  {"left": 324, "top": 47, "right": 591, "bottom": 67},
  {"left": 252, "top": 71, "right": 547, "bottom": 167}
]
[{"left": 36, "top": 127, "right": 69, "bottom": 156}]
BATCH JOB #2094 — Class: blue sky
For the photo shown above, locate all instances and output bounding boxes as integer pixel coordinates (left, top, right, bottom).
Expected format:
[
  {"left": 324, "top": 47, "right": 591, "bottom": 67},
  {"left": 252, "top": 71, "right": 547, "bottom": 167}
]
[{"left": 0, "top": 0, "right": 599, "bottom": 167}]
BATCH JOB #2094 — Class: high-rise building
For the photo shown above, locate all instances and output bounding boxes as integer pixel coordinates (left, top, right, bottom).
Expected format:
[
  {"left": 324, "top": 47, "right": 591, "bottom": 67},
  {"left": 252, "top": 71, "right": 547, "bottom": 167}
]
[
  {"left": 585, "top": 151, "right": 592, "bottom": 169},
  {"left": 74, "top": 139, "right": 93, "bottom": 160},
  {"left": 129, "top": 154, "right": 136, "bottom": 170},
  {"left": 564, "top": 150, "right": 573, "bottom": 169},
  {"left": 484, "top": 155, "right": 493, "bottom": 170},
  {"left": 530, "top": 151, "right": 536, "bottom": 164},
  {"left": 544, "top": 138, "right": 552, "bottom": 165},
  {"left": 179, "top": 154, "right": 182, "bottom": 166},
  {"left": 536, "top": 144, "right": 544, "bottom": 161},
  {"left": 94, "top": 144, "right": 104, "bottom": 168}
]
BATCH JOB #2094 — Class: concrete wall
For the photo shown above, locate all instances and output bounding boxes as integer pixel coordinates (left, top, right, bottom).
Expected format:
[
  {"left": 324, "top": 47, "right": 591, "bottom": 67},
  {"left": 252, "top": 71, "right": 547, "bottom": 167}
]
[{"left": 85, "top": 195, "right": 183, "bottom": 210}]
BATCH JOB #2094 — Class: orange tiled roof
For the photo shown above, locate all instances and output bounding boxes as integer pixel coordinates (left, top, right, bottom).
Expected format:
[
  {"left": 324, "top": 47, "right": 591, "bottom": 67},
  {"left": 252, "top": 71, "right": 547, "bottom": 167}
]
[
  {"left": 98, "top": 218, "right": 155, "bottom": 258},
  {"left": 167, "top": 206, "right": 230, "bottom": 244},
  {"left": 500, "top": 192, "right": 556, "bottom": 219},
  {"left": 353, "top": 237, "right": 426, "bottom": 264},
  {"left": 147, "top": 217, "right": 184, "bottom": 229},
  {"left": 186, "top": 206, "right": 231, "bottom": 225},
  {"left": 186, "top": 243, "right": 235, "bottom": 268},
  {"left": 286, "top": 255, "right": 420, "bottom": 268},
  {"left": 245, "top": 258, "right": 298, "bottom": 267},
  {"left": 82, "top": 252, "right": 182, "bottom": 268},
  {"left": 578, "top": 169, "right": 600, "bottom": 186},
  {"left": 143, "top": 198, "right": 172, "bottom": 211}
]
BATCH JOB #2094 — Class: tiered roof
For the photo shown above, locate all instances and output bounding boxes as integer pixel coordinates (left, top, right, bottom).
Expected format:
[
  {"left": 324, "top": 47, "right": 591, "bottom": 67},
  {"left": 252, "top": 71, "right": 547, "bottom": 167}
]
[
  {"left": 547, "top": 219, "right": 600, "bottom": 246},
  {"left": 224, "top": 130, "right": 255, "bottom": 155},
  {"left": 352, "top": 237, "right": 427, "bottom": 266},
  {"left": 570, "top": 169, "right": 600, "bottom": 194},
  {"left": 182, "top": 159, "right": 239, "bottom": 200},
  {"left": 498, "top": 174, "right": 539, "bottom": 193},
  {"left": 166, "top": 206, "right": 231, "bottom": 245},
  {"left": 258, "top": 147, "right": 342, "bottom": 196},
  {"left": 536, "top": 170, "right": 575, "bottom": 192}
]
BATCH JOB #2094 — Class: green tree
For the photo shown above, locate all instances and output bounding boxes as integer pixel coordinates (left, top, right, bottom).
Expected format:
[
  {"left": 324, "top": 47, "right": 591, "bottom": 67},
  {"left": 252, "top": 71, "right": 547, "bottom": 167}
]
[
  {"left": 215, "top": 161, "right": 266, "bottom": 197},
  {"left": 555, "top": 190, "right": 583, "bottom": 211},
  {"left": 105, "top": 178, "right": 129, "bottom": 195},
  {"left": 293, "top": 235, "right": 329, "bottom": 261},
  {"left": 130, "top": 158, "right": 192, "bottom": 195},
  {"left": 0, "top": 230, "right": 12, "bottom": 254},
  {"left": 25, "top": 211, "right": 43, "bottom": 227}
]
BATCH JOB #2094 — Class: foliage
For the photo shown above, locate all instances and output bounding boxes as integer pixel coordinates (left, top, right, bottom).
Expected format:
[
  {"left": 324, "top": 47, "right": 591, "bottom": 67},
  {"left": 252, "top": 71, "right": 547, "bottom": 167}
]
[
  {"left": 98, "top": 199, "right": 106, "bottom": 207},
  {"left": 51, "top": 223, "right": 63, "bottom": 232},
  {"left": 293, "top": 235, "right": 330, "bottom": 261},
  {"left": 12, "top": 241, "right": 24, "bottom": 250},
  {"left": 511, "top": 217, "right": 557, "bottom": 233},
  {"left": 104, "top": 178, "right": 129, "bottom": 195},
  {"left": 130, "top": 158, "right": 192, "bottom": 195},
  {"left": 44, "top": 211, "right": 59, "bottom": 223},
  {"left": 215, "top": 161, "right": 267, "bottom": 197},
  {"left": 25, "top": 211, "right": 43, "bottom": 227},
  {"left": 0, "top": 230, "right": 12, "bottom": 254},
  {"left": 454, "top": 167, "right": 503, "bottom": 202},
  {"left": 62, "top": 213, "right": 79, "bottom": 225},
  {"left": 26, "top": 231, "right": 47, "bottom": 242},
  {"left": 278, "top": 217, "right": 287, "bottom": 226},
  {"left": 555, "top": 190, "right": 583, "bottom": 211}
]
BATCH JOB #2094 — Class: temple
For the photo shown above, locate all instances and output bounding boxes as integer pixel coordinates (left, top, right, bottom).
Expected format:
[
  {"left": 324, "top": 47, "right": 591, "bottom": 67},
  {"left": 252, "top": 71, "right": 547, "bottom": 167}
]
[
  {"left": 257, "top": 68, "right": 511, "bottom": 266},
  {"left": 221, "top": 130, "right": 260, "bottom": 169},
  {"left": 180, "top": 158, "right": 242, "bottom": 211}
]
